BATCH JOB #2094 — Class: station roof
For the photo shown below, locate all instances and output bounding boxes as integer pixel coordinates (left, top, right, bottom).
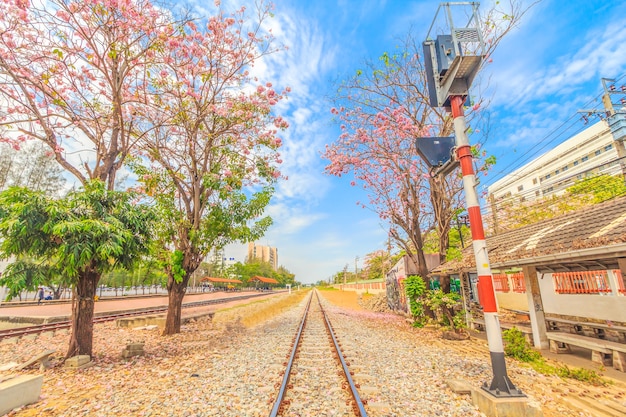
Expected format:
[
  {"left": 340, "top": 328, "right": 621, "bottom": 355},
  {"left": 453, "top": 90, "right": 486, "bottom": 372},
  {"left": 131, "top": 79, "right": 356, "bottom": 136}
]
[
  {"left": 249, "top": 276, "right": 279, "bottom": 284},
  {"left": 433, "top": 196, "right": 626, "bottom": 274},
  {"left": 200, "top": 277, "right": 242, "bottom": 284}
]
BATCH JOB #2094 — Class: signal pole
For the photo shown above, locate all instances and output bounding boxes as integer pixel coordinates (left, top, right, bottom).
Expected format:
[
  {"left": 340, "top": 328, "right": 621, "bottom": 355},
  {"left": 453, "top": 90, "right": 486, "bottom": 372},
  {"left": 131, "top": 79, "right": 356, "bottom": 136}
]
[
  {"left": 450, "top": 95, "right": 521, "bottom": 396},
  {"left": 421, "top": 2, "right": 524, "bottom": 398}
]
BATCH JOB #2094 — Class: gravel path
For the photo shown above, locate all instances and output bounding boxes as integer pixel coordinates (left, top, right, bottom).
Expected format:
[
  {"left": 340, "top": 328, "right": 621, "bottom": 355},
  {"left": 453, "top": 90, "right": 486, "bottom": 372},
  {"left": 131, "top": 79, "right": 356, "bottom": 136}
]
[{"left": 1, "top": 289, "right": 624, "bottom": 416}]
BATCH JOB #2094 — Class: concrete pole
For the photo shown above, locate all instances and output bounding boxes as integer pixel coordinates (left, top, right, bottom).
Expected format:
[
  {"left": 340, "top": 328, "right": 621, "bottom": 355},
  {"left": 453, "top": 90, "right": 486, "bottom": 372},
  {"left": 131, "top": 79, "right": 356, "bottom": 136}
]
[{"left": 450, "top": 95, "right": 523, "bottom": 397}]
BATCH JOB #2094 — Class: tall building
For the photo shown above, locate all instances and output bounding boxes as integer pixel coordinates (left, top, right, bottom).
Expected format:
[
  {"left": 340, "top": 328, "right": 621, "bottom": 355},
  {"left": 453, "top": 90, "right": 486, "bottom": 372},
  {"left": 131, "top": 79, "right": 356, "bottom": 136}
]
[
  {"left": 487, "top": 117, "right": 625, "bottom": 204},
  {"left": 247, "top": 242, "right": 278, "bottom": 270}
]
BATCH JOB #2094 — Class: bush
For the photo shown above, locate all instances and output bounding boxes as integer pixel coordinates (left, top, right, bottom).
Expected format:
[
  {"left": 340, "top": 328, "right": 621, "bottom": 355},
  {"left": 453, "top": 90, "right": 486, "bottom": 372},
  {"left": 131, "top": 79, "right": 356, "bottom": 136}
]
[
  {"left": 502, "top": 328, "right": 609, "bottom": 386},
  {"left": 404, "top": 275, "right": 426, "bottom": 326},
  {"left": 503, "top": 327, "right": 542, "bottom": 362}
]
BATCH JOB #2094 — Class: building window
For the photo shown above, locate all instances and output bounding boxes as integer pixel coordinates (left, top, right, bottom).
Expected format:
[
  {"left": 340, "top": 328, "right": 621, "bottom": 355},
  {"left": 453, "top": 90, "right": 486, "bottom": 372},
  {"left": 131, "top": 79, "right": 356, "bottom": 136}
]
[
  {"left": 535, "top": 190, "right": 540, "bottom": 196},
  {"left": 545, "top": 174, "right": 551, "bottom": 180},
  {"left": 605, "top": 144, "right": 613, "bottom": 151},
  {"left": 555, "top": 169, "right": 560, "bottom": 175},
  {"left": 562, "top": 165, "right": 568, "bottom": 171},
  {"left": 573, "top": 160, "right": 579, "bottom": 166},
  {"left": 582, "top": 156, "right": 589, "bottom": 162},
  {"left": 517, "top": 185, "right": 524, "bottom": 192},
  {"left": 545, "top": 186, "right": 553, "bottom": 193},
  {"left": 532, "top": 178, "right": 538, "bottom": 185},
  {"left": 595, "top": 150, "right": 601, "bottom": 156}
]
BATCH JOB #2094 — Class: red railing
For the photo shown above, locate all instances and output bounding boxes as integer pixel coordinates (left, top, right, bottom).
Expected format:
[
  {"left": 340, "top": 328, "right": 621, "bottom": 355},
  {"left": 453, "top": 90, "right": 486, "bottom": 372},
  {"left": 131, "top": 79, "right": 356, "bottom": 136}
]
[
  {"left": 492, "top": 273, "right": 510, "bottom": 293},
  {"left": 614, "top": 269, "right": 626, "bottom": 295},
  {"left": 553, "top": 270, "right": 612, "bottom": 294},
  {"left": 510, "top": 272, "right": 526, "bottom": 293}
]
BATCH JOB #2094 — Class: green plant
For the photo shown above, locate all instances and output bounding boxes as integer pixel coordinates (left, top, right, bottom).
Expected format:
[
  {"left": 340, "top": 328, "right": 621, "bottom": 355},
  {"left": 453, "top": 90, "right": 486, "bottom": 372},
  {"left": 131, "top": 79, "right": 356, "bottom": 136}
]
[
  {"left": 503, "top": 328, "right": 609, "bottom": 386},
  {"left": 556, "top": 365, "right": 607, "bottom": 385},
  {"left": 404, "top": 275, "right": 426, "bottom": 326},
  {"left": 503, "top": 327, "right": 542, "bottom": 362},
  {"left": 424, "top": 289, "right": 465, "bottom": 331}
]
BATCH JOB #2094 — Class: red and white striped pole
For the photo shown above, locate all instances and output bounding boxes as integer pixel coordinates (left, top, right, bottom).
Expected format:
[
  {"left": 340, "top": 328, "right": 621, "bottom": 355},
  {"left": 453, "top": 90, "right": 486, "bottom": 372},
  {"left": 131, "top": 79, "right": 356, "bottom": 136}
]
[{"left": 450, "top": 95, "right": 523, "bottom": 397}]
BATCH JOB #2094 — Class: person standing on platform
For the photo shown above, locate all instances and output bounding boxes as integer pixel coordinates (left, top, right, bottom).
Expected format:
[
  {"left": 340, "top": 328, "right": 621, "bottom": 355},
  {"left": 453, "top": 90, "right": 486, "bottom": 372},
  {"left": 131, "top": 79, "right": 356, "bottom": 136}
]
[{"left": 37, "top": 287, "right": 44, "bottom": 305}]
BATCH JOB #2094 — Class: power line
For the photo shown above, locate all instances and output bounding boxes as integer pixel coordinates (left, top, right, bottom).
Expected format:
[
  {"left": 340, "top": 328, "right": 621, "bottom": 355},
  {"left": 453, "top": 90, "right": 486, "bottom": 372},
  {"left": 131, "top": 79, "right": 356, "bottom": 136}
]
[{"left": 483, "top": 74, "right": 626, "bottom": 186}]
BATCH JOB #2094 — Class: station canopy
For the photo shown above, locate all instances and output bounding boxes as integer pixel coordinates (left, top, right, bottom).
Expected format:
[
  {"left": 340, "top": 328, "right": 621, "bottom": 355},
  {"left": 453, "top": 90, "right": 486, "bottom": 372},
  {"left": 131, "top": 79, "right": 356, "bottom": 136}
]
[
  {"left": 249, "top": 276, "right": 279, "bottom": 284},
  {"left": 200, "top": 277, "right": 242, "bottom": 284}
]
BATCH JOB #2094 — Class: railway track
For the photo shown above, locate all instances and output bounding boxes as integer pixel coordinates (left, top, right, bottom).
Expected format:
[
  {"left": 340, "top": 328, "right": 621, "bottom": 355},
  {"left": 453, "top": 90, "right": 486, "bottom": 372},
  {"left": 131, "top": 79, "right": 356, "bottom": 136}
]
[
  {"left": 0, "top": 292, "right": 271, "bottom": 341},
  {"left": 269, "top": 290, "right": 368, "bottom": 417}
]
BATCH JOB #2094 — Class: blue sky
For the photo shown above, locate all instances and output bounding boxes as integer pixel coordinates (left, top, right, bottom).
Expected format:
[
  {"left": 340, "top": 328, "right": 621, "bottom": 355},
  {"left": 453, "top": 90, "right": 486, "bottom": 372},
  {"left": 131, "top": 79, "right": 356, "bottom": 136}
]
[{"left": 218, "top": 0, "right": 626, "bottom": 284}]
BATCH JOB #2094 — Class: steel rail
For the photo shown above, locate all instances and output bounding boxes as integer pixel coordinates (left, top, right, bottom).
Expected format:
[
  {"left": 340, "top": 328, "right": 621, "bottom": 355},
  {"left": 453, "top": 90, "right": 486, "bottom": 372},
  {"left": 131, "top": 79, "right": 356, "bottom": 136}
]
[
  {"left": 0, "top": 292, "right": 271, "bottom": 340},
  {"left": 269, "top": 291, "right": 313, "bottom": 417},
  {"left": 318, "top": 294, "right": 368, "bottom": 416},
  {"left": 269, "top": 290, "right": 367, "bottom": 417}
]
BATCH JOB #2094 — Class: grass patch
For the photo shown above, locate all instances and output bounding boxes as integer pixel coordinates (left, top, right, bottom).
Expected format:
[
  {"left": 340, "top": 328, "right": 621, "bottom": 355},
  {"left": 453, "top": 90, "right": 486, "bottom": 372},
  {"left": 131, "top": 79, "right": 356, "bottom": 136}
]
[
  {"left": 502, "top": 328, "right": 609, "bottom": 386},
  {"left": 212, "top": 289, "right": 310, "bottom": 328}
]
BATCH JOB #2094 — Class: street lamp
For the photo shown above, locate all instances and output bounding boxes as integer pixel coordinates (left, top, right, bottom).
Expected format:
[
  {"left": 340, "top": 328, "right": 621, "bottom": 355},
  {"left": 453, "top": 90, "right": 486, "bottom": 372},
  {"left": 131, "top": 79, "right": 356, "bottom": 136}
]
[{"left": 456, "top": 214, "right": 469, "bottom": 248}]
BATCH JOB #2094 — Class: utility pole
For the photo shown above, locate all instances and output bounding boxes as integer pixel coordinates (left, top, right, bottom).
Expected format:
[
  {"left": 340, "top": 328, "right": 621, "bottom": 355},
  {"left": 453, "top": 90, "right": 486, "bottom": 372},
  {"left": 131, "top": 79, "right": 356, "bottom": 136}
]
[
  {"left": 355, "top": 256, "right": 359, "bottom": 282},
  {"left": 579, "top": 77, "right": 626, "bottom": 177}
]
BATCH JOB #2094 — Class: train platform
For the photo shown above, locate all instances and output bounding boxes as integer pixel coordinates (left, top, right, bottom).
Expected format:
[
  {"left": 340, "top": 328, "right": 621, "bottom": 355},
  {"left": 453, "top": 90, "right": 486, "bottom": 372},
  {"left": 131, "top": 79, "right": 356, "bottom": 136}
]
[{"left": 0, "top": 291, "right": 281, "bottom": 325}]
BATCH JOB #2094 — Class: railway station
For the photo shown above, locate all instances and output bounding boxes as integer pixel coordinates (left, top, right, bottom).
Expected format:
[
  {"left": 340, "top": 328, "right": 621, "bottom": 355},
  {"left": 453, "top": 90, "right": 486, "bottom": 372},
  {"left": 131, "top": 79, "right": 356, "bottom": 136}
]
[{"left": 1, "top": 0, "right": 625, "bottom": 416}]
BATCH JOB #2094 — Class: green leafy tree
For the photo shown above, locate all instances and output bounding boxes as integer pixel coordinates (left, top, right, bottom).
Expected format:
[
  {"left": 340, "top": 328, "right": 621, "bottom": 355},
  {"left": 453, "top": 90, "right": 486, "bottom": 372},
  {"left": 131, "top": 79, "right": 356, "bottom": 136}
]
[
  {"left": 0, "top": 181, "right": 154, "bottom": 357},
  {"left": 0, "top": 256, "right": 70, "bottom": 301},
  {"left": 568, "top": 174, "right": 626, "bottom": 203}
]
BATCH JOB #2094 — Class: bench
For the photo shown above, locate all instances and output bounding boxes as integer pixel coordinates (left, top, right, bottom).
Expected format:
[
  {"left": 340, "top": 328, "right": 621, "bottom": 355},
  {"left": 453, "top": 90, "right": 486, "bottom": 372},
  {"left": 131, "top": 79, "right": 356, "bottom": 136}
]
[
  {"left": 15, "top": 349, "right": 56, "bottom": 371},
  {"left": 546, "top": 317, "right": 626, "bottom": 342},
  {"left": 471, "top": 318, "right": 533, "bottom": 344},
  {"left": 546, "top": 332, "right": 626, "bottom": 371}
]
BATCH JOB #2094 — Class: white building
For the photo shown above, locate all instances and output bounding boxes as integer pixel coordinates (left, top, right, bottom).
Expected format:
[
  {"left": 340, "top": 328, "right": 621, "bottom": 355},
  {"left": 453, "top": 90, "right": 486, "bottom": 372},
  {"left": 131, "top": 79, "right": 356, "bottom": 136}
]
[{"left": 487, "top": 119, "right": 625, "bottom": 203}]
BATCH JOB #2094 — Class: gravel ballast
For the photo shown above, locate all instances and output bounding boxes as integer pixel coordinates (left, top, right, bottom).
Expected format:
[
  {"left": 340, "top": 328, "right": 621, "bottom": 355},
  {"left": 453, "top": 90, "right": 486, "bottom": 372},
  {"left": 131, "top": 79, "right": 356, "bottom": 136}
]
[{"left": 0, "top": 290, "right": 622, "bottom": 416}]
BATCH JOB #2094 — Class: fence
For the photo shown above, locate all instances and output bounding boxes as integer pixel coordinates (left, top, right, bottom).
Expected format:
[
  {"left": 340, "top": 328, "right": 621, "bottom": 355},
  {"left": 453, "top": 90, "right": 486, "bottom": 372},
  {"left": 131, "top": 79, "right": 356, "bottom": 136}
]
[
  {"left": 553, "top": 270, "right": 612, "bottom": 294},
  {"left": 510, "top": 272, "right": 526, "bottom": 293},
  {"left": 492, "top": 274, "right": 510, "bottom": 292}
]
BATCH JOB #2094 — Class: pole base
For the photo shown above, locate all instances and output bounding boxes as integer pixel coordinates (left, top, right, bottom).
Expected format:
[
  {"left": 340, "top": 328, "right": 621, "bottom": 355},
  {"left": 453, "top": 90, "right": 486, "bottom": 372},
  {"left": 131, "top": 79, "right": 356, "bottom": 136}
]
[
  {"left": 472, "top": 386, "right": 543, "bottom": 417},
  {"left": 481, "top": 379, "right": 526, "bottom": 398}
]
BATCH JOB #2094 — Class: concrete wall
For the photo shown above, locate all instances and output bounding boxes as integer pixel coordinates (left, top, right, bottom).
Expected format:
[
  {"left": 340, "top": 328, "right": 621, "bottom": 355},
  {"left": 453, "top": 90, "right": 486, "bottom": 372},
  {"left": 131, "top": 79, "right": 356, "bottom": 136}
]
[
  {"left": 495, "top": 292, "right": 529, "bottom": 312},
  {"left": 333, "top": 281, "right": 386, "bottom": 295}
]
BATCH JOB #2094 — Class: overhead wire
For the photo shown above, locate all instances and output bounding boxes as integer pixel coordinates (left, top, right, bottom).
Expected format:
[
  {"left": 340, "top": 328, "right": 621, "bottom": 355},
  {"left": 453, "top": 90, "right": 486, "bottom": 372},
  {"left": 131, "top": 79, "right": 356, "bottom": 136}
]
[{"left": 481, "top": 73, "right": 626, "bottom": 186}]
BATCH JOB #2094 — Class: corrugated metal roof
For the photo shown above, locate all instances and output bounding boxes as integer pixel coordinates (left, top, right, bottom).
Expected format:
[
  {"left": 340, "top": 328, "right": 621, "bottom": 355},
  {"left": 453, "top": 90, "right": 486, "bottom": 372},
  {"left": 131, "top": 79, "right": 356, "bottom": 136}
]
[
  {"left": 434, "top": 196, "right": 626, "bottom": 274},
  {"left": 250, "top": 276, "right": 279, "bottom": 284}
]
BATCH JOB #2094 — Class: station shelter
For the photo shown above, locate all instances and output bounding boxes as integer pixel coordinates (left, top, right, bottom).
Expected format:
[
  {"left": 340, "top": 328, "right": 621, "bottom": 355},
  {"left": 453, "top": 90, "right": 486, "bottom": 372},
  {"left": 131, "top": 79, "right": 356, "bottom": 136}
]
[
  {"left": 249, "top": 275, "right": 279, "bottom": 291},
  {"left": 430, "top": 196, "right": 626, "bottom": 370},
  {"left": 200, "top": 277, "right": 242, "bottom": 291}
]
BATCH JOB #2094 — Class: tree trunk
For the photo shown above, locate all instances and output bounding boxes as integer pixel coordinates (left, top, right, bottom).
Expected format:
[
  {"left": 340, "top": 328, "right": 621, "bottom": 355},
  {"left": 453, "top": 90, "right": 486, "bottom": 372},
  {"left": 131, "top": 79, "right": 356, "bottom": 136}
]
[
  {"left": 162, "top": 275, "right": 187, "bottom": 335},
  {"left": 66, "top": 268, "right": 99, "bottom": 358}
]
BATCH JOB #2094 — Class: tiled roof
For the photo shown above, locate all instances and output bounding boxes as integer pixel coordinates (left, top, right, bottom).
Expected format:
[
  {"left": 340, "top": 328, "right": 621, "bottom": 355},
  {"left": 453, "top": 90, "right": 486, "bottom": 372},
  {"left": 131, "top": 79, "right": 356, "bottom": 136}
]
[{"left": 434, "top": 196, "right": 626, "bottom": 274}]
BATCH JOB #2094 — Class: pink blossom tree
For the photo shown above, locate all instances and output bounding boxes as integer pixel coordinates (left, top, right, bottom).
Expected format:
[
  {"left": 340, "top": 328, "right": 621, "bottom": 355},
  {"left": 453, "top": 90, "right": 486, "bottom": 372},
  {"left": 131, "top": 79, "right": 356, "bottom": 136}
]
[
  {"left": 135, "top": 2, "right": 289, "bottom": 335},
  {"left": 324, "top": 1, "right": 533, "bottom": 279},
  {"left": 0, "top": 0, "right": 180, "bottom": 357}
]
